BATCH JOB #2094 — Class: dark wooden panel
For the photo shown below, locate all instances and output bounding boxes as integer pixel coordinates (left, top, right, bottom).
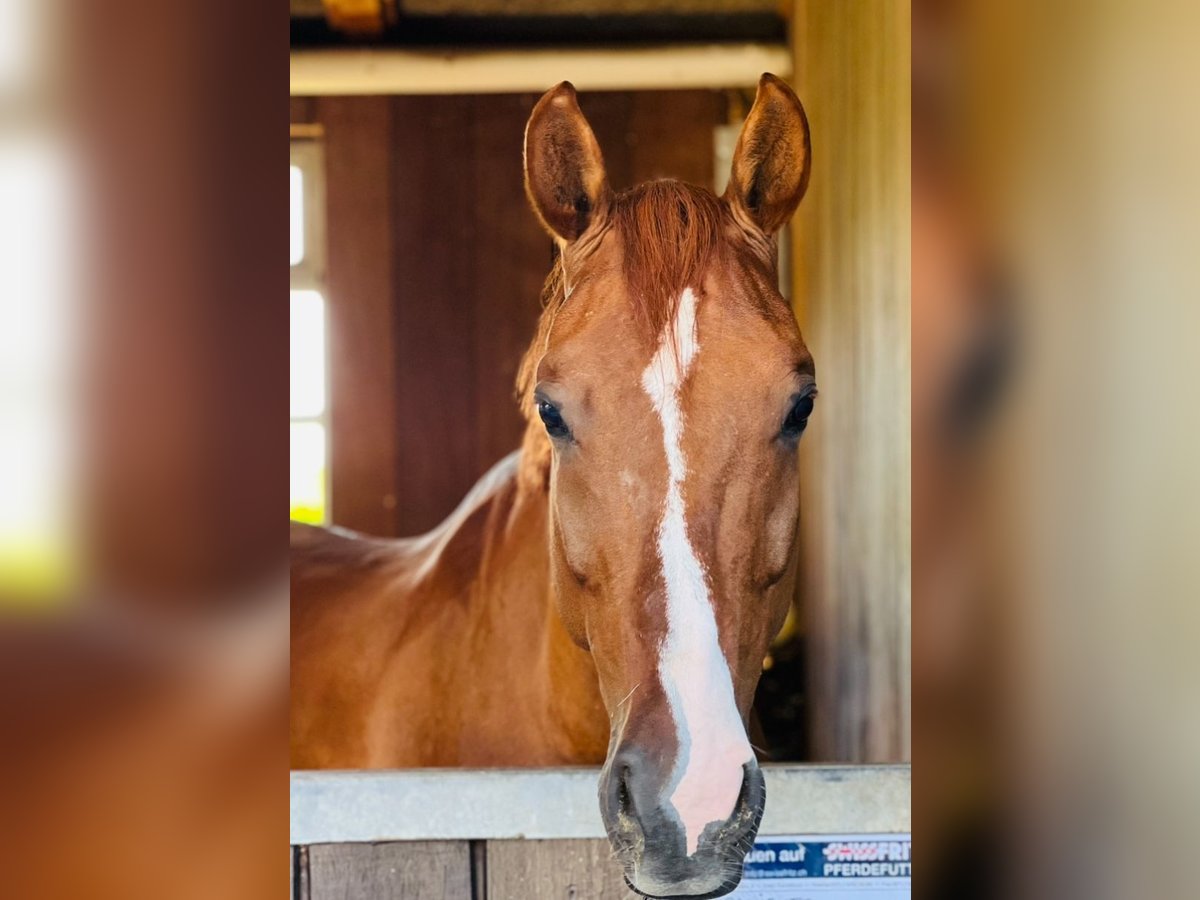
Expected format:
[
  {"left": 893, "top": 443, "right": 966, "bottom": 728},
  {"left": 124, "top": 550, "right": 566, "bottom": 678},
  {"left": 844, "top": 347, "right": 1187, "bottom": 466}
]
[
  {"left": 389, "top": 95, "right": 482, "bottom": 535},
  {"left": 628, "top": 90, "right": 725, "bottom": 186},
  {"left": 291, "top": 96, "right": 317, "bottom": 124},
  {"left": 468, "top": 94, "right": 554, "bottom": 478},
  {"left": 485, "top": 839, "right": 627, "bottom": 899},
  {"left": 577, "top": 92, "right": 635, "bottom": 191},
  {"left": 308, "top": 842, "right": 472, "bottom": 900},
  {"left": 576, "top": 90, "right": 725, "bottom": 192},
  {"left": 318, "top": 95, "right": 403, "bottom": 536}
]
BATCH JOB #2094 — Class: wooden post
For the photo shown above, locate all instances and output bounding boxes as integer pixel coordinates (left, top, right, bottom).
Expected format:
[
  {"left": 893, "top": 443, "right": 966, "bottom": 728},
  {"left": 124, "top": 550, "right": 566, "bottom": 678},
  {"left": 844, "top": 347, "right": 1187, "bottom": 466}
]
[
  {"left": 791, "top": 1, "right": 912, "bottom": 762},
  {"left": 308, "top": 842, "right": 471, "bottom": 899}
]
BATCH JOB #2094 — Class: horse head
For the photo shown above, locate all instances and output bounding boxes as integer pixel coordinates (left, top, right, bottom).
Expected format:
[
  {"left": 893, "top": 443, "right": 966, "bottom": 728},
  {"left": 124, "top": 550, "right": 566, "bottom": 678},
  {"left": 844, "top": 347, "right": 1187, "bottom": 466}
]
[{"left": 520, "top": 74, "right": 814, "bottom": 898}]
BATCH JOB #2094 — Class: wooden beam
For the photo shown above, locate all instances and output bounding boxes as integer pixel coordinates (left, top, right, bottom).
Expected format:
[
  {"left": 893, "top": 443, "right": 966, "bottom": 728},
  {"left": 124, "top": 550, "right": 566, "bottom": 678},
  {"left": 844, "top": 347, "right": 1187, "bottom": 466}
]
[
  {"left": 792, "top": 0, "right": 912, "bottom": 763},
  {"left": 290, "top": 43, "right": 791, "bottom": 95},
  {"left": 291, "top": 765, "right": 911, "bottom": 844},
  {"left": 399, "top": 0, "right": 778, "bottom": 12}
]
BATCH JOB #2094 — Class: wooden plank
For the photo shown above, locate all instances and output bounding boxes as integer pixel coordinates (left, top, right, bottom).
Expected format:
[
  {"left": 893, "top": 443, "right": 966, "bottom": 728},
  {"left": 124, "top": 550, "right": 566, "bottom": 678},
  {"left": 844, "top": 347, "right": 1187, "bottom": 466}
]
[
  {"left": 389, "top": 94, "right": 481, "bottom": 535},
  {"left": 290, "top": 44, "right": 792, "bottom": 96},
  {"left": 792, "top": 1, "right": 912, "bottom": 761},
  {"left": 318, "top": 96, "right": 403, "bottom": 536},
  {"left": 308, "top": 841, "right": 471, "bottom": 900},
  {"left": 468, "top": 94, "right": 554, "bottom": 478},
  {"left": 627, "top": 89, "right": 724, "bottom": 185},
  {"left": 485, "top": 839, "right": 627, "bottom": 899}
]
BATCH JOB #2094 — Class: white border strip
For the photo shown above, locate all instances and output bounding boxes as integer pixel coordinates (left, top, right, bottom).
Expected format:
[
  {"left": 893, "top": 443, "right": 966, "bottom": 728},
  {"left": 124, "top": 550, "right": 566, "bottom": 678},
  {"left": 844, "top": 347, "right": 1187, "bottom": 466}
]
[
  {"left": 290, "top": 43, "right": 791, "bottom": 96},
  {"left": 291, "top": 765, "right": 910, "bottom": 844}
]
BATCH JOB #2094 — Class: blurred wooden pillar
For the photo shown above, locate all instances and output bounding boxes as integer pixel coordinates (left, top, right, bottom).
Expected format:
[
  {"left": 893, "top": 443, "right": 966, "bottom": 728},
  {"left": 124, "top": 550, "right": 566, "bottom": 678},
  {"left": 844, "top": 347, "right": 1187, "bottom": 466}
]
[{"left": 792, "top": 1, "right": 911, "bottom": 761}]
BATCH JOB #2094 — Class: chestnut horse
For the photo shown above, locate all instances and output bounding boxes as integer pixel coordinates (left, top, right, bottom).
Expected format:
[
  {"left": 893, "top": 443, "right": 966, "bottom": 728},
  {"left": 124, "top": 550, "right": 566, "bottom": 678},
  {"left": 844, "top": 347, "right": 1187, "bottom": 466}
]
[{"left": 291, "top": 74, "right": 813, "bottom": 899}]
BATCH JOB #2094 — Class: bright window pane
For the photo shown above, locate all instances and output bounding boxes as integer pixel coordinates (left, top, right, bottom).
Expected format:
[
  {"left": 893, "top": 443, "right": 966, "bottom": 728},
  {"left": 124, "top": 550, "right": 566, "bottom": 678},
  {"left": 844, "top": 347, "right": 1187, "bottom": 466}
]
[
  {"left": 290, "top": 421, "right": 327, "bottom": 524},
  {"left": 290, "top": 165, "right": 304, "bottom": 266},
  {"left": 0, "top": 136, "right": 78, "bottom": 604},
  {"left": 291, "top": 290, "right": 325, "bottom": 418}
]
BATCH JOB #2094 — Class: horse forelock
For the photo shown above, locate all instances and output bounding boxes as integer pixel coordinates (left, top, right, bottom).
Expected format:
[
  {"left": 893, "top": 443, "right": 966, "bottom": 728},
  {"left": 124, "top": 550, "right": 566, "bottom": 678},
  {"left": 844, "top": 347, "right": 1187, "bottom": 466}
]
[{"left": 612, "top": 181, "right": 727, "bottom": 339}]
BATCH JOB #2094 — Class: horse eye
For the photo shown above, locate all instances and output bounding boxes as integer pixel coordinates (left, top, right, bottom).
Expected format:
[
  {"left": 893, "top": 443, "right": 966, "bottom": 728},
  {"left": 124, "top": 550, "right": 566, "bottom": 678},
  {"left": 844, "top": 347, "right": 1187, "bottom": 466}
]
[
  {"left": 781, "top": 392, "right": 816, "bottom": 440},
  {"left": 537, "top": 399, "right": 571, "bottom": 440}
]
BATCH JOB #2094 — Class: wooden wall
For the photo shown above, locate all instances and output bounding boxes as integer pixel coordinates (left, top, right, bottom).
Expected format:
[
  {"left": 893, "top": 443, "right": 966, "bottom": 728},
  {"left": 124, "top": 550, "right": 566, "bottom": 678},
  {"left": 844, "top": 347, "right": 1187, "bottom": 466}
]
[
  {"left": 293, "top": 839, "right": 627, "bottom": 899},
  {"left": 290, "top": 91, "right": 726, "bottom": 537},
  {"left": 792, "top": 2, "right": 912, "bottom": 762}
]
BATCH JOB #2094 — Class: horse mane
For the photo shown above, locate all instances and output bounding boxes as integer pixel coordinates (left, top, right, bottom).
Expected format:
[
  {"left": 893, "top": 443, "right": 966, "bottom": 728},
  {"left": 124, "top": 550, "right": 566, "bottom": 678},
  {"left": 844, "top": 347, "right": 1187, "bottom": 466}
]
[{"left": 516, "top": 180, "right": 729, "bottom": 490}]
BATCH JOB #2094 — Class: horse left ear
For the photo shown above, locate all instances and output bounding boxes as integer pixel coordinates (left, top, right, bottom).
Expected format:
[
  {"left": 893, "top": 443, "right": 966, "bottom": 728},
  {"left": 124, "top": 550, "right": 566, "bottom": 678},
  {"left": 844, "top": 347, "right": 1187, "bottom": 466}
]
[
  {"left": 725, "top": 73, "right": 812, "bottom": 236},
  {"left": 524, "top": 82, "right": 611, "bottom": 243}
]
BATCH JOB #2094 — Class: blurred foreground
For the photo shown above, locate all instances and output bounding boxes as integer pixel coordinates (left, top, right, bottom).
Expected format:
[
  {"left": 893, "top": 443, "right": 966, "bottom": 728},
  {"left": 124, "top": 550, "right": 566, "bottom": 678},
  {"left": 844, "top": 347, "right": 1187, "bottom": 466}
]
[
  {"left": 0, "top": 2, "right": 287, "bottom": 898},
  {"left": 914, "top": 1, "right": 1200, "bottom": 898}
]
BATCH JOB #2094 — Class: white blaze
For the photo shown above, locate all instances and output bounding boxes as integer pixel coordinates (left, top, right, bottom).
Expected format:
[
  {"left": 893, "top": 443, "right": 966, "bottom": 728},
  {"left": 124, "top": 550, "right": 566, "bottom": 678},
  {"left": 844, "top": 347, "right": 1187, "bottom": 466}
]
[{"left": 641, "top": 287, "right": 754, "bottom": 856}]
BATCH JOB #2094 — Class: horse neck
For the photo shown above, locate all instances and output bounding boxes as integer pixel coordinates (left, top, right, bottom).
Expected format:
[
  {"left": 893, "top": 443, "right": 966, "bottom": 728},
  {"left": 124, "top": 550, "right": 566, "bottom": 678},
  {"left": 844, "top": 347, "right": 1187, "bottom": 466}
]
[{"left": 460, "top": 453, "right": 609, "bottom": 762}]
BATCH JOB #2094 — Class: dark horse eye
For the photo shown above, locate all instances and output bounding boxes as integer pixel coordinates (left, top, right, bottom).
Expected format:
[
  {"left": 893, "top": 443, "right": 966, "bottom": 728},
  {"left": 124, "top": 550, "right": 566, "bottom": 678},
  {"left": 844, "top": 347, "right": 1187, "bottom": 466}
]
[
  {"left": 781, "top": 392, "right": 816, "bottom": 440},
  {"left": 537, "top": 399, "right": 571, "bottom": 440}
]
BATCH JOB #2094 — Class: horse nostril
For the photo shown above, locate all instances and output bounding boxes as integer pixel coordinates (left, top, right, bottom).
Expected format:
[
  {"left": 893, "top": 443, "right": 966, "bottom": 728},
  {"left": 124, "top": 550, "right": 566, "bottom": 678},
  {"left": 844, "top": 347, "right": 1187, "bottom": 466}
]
[
  {"left": 731, "top": 762, "right": 767, "bottom": 830},
  {"left": 617, "top": 767, "right": 634, "bottom": 819}
]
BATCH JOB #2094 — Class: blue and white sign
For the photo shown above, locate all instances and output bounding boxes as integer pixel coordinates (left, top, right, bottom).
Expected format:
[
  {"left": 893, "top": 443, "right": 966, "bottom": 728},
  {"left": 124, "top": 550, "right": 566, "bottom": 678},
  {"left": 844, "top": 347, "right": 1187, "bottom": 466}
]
[{"left": 730, "top": 833, "right": 911, "bottom": 899}]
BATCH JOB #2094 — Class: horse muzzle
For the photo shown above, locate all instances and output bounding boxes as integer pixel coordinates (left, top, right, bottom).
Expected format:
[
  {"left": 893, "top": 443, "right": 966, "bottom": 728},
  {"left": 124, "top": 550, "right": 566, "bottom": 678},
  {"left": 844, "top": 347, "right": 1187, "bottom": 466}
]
[{"left": 599, "top": 747, "right": 765, "bottom": 899}]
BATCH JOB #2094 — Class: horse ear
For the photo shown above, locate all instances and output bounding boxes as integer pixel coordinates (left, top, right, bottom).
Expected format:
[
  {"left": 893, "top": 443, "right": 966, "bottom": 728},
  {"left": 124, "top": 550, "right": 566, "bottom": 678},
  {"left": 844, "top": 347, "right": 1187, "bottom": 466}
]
[
  {"left": 725, "top": 73, "right": 812, "bottom": 236},
  {"left": 524, "top": 82, "right": 610, "bottom": 243}
]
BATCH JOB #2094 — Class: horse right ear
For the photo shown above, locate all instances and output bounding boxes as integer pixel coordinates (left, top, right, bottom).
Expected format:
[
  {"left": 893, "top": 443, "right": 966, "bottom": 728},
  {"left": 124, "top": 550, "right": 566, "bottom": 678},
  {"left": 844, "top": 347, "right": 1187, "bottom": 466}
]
[{"left": 524, "top": 82, "right": 610, "bottom": 243}]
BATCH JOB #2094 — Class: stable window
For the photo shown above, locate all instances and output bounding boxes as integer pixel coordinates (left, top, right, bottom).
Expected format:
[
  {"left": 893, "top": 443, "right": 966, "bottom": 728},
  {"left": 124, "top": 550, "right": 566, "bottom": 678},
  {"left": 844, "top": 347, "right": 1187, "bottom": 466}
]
[{"left": 290, "top": 133, "right": 329, "bottom": 524}]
